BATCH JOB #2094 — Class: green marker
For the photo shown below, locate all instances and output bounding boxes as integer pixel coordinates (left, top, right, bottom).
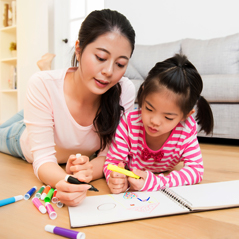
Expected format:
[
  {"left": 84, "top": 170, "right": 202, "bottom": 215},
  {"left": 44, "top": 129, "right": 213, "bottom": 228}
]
[
  {"left": 35, "top": 186, "right": 46, "bottom": 199},
  {"left": 44, "top": 188, "right": 55, "bottom": 202}
]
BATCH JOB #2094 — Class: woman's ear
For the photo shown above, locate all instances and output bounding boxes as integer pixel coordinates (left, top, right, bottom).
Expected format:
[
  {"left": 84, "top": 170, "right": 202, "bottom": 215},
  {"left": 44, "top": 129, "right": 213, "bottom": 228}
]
[{"left": 75, "top": 40, "right": 81, "bottom": 61}]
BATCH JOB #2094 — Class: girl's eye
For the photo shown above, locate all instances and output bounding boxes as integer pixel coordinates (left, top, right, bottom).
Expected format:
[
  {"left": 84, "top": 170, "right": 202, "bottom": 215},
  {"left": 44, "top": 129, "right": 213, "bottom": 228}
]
[
  {"left": 96, "top": 55, "right": 106, "bottom": 62},
  {"left": 146, "top": 106, "right": 152, "bottom": 112},
  {"left": 166, "top": 117, "right": 174, "bottom": 121}
]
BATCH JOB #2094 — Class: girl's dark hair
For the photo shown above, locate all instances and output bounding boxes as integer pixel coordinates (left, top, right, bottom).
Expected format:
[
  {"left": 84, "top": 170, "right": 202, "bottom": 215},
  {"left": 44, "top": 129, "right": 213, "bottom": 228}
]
[
  {"left": 137, "top": 54, "right": 214, "bottom": 135},
  {"left": 72, "top": 9, "right": 135, "bottom": 150}
]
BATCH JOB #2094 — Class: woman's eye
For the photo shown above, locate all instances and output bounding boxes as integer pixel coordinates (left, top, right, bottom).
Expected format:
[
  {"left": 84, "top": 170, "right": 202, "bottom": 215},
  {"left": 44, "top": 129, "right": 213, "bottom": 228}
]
[
  {"left": 117, "top": 63, "right": 125, "bottom": 68},
  {"left": 96, "top": 55, "right": 105, "bottom": 62},
  {"left": 146, "top": 106, "right": 152, "bottom": 112}
]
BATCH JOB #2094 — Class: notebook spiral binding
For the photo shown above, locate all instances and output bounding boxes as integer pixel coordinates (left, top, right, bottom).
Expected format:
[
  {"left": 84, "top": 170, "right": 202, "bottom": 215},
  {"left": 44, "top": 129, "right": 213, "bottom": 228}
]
[{"left": 160, "top": 188, "right": 192, "bottom": 211}]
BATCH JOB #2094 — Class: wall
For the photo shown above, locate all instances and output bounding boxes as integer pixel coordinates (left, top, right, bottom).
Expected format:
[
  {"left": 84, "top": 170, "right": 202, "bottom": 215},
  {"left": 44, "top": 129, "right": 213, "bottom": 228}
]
[
  {"left": 17, "top": 0, "right": 49, "bottom": 109},
  {"left": 105, "top": 0, "right": 239, "bottom": 45}
]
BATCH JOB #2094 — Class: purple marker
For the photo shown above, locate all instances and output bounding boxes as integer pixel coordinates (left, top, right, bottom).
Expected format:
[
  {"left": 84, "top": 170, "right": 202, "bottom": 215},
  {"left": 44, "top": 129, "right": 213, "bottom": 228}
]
[{"left": 45, "top": 225, "right": 85, "bottom": 239}]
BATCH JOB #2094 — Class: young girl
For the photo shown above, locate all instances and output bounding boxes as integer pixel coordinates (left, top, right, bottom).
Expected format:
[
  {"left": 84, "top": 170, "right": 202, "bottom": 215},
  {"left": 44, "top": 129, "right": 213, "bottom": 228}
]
[
  {"left": 0, "top": 9, "right": 135, "bottom": 206},
  {"left": 104, "top": 54, "right": 214, "bottom": 193}
]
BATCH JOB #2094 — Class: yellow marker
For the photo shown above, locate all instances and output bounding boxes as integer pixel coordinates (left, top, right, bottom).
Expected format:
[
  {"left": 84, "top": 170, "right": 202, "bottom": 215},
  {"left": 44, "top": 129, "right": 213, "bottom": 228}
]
[{"left": 107, "top": 164, "right": 140, "bottom": 179}]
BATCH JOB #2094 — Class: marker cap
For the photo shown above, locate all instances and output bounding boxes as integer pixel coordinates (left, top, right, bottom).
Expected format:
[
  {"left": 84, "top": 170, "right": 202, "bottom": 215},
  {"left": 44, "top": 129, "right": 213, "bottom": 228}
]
[
  {"left": 14, "top": 195, "right": 24, "bottom": 202},
  {"left": 76, "top": 153, "right": 81, "bottom": 157},
  {"left": 39, "top": 205, "right": 47, "bottom": 214},
  {"left": 41, "top": 185, "right": 51, "bottom": 200},
  {"left": 44, "top": 188, "right": 55, "bottom": 203},
  {"left": 56, "top": 201, "right": 64, "bottom": 208},
  {"left": 24, "top": 186, "right": 37, "bottom": 200},
  {"left": 45, "top": 225, "right": 55, "bottom": 233},
  {"left": 45, "top": 202, "right": 57, "bottom": 220},
  {"left": 65, "top": 175, "right": 70, "bottom": 182},
  {"left": 35, "top": 185, "right": 45, "bottom": 199},
  {"left": 32, "top": 197, "right": 47, "bottom": 214},
  {"left": 51, "top": 189, "right": 58, "bottom": 203}
]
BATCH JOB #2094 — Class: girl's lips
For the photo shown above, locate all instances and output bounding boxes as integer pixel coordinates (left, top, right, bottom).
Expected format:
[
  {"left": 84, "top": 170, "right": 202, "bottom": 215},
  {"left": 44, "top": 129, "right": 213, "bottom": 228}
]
[
  {"left": 94, "top": 78, "right": 109, "bottom": 88},
  {"left": 148, "top": 126, "right": 158, "bottom": 133}
]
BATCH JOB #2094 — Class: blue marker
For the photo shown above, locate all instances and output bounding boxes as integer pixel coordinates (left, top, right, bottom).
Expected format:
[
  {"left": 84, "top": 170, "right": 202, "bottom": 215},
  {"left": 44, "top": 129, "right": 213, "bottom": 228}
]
[
  {"left": 24, "top": 186, "right": 37, "bottom": 200},
  {"left": 0, "top": 195, "right": 24, "bottom": 207}
]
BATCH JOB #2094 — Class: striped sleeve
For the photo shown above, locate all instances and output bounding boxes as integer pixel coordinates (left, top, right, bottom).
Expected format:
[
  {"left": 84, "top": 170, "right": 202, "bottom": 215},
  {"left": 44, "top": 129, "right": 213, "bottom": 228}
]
[
  {"left": 141, "top": 131, "right": 204, "bottom": 191},
  {"left": 104, "top": 114, "right": 130, "bottom": 182}
]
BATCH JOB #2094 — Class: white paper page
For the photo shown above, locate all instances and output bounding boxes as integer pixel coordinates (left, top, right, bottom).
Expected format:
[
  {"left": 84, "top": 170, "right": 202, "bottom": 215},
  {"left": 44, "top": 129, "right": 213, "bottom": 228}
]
[
  {"left": 68, "top": 191, "right": 189, "bottom": 227},
  {"left": 170, "top": 180, "right": 239, "bottom": 210}
]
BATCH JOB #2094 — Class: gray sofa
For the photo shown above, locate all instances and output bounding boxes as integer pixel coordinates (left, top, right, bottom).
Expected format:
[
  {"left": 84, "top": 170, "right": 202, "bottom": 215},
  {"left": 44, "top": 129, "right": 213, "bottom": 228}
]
[{"left": 125, "top": 33, "right": 239, "bottom": 140}]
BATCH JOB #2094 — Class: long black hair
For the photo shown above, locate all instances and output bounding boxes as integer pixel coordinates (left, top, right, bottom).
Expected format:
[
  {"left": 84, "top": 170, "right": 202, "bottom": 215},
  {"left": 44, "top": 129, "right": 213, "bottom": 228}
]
[
  {"left": 137, "top": 54, "right": 214, "bottom": 135},
  {"left": 72, "top": 9, "right": 135, "bottom": 150}
]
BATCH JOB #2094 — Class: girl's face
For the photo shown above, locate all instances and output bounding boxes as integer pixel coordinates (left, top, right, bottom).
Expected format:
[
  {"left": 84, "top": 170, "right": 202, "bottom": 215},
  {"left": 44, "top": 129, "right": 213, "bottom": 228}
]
[
  {"left": 141, "top": 87, "right": 185, "bottom": 140},
  {"left": 76, "top": 31, "right": 132, "bottom": 95}
]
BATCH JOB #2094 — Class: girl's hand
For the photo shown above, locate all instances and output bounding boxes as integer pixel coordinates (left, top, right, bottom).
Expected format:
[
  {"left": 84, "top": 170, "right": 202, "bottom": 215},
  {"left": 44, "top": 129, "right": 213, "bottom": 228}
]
[
  {"left": 66, "top": 154, "right": 93, "bottom": 183},
  {"left": 108, "top": 162, "right": 128, "bottom": 194},
  {"left": 128, "top": 169, "right": 147, "bottom": 191},
  {"left": 55, "top": 178, "right": 91, "bottom": 206}
]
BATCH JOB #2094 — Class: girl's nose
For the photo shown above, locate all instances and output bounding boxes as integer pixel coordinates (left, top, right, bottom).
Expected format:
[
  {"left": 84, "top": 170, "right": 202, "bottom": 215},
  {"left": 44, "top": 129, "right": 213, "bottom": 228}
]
[
  {"left": 102, "top": 62, "right": 113, "bottom": 77},
  {"left": 151, "top": 116, "right": 160, "bottom": 127}
]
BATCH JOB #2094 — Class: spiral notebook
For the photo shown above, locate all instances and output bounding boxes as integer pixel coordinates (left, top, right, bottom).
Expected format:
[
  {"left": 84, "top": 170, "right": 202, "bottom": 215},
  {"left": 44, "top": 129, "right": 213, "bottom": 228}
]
[{"left": 68, "top": 180, "right": 239, "bottom": 228}]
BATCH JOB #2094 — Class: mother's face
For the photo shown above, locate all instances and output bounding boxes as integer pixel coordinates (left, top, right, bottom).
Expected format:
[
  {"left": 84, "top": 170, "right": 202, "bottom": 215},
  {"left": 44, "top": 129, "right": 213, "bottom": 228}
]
[{"left": 76, "top": 31, "right": 132, "bottom": 95}]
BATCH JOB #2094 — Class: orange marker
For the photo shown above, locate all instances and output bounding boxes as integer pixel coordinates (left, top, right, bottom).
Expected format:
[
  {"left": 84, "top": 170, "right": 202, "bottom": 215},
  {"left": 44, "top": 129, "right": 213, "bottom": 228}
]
[{"left": 41, "top": 185, "right": 51, "bottom": 200}]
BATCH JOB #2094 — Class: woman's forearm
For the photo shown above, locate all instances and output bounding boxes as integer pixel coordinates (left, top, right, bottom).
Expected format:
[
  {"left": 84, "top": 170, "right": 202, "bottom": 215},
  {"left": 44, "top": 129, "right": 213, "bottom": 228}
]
[
  {"left": 90, "top": 156, "right": 106, "bottom": 181},
  {"left": 38, "top": 162, "right": 67, "bottom": 188}
]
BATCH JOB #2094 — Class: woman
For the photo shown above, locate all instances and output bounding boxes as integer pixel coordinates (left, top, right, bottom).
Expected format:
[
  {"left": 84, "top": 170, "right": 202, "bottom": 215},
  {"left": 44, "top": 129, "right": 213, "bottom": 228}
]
[{"left": 0, "top": 9, "right": 135, "bottom": 206}]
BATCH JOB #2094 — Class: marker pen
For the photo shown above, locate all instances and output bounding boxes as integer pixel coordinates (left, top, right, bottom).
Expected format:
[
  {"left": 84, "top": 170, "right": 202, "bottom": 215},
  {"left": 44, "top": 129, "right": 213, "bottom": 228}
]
[
  {"left": 51, "top": 189, "right": 58, "bottom": 203},
  {"left": 24, "top": 186, "right": 37, "bottom": 200},
  {"left": 32, "top": 197, "right": 47, "bottom": 214},
  {"left": 107, "top": 164, "right": 140, "bottom": 179},
  {"left": 45, "top": 202, "right": 57, "bottom": 220},
  {"left": 45, "top": 225, "right": 85, "bottom": 239},
  {"left": 35, "top": 185, "right": 46, "bottom": 199},
  {"left": 41, "top": 185, "right": 51, "bottom": 200},
  {"left": 56, "top": 201, "right": 64, "bottom": 208},
  {"left": 65, "top": 175, "right": 99, "bottom": 192},
  {"left": 44, "top": 188, "right": 55, "bottom": 203},
  {"left": 0, "top": 195, "right": 23, "bottom": 207}
]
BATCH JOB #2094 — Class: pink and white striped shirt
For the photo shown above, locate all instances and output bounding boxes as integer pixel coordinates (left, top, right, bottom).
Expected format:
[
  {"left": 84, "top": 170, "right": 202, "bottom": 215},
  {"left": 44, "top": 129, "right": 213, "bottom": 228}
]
[{"left": 104, "top": 109, "right": 203, "bottom": 191}]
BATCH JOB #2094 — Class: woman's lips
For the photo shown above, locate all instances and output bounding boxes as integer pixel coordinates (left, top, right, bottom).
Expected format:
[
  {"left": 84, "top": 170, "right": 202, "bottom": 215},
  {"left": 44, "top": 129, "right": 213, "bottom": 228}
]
[{"left": 94, "top": 78, "right": 109, "bottom": 88}]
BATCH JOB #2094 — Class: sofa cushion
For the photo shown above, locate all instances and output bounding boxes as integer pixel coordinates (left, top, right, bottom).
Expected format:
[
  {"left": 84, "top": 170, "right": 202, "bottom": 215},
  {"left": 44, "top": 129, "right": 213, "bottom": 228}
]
[
  {"left": 124, "top": 63, "right": 144, "bottom": 101},
  {"left": 197, "top": 104, "right": 239, "bottom": 139},
  {"left": 129, "top": 40, "right": 182, "bottom": 79},
  {"left": 124, "top": 62, "right": 144, "bottom": 81},
  {"left": 182, "top": 33, "right": 239, "bottom": 75},
  {"left": 201, "top": 74, "right": 239, "bottom": 103}
]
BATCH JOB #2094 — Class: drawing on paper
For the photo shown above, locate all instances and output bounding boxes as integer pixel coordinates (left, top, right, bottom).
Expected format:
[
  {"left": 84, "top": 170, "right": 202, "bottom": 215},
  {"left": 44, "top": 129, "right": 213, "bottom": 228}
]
[
  {"left": 123, "top": 192, "right": 138, "bottom": 199},
  {"left": 97, "top": 203, "right": 116, "bottom": 211},
  {"left": 109, "top": 192, "right": 160, "bottom": 213}
]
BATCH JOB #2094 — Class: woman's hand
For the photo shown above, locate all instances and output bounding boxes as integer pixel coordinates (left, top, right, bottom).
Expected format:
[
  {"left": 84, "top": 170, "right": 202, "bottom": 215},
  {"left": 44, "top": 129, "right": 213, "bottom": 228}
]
[
  {"left": 55, "top": 178, "right": 91, "bottom": 207},
  {"left": 108, "top": 162, "right": 128, "bottom": 194},
  {"left": 128, "top": 169, "right": 147, "bottom": 191},
  {"left": 66, "top": 154, "right": 93, "bottom": 183}
]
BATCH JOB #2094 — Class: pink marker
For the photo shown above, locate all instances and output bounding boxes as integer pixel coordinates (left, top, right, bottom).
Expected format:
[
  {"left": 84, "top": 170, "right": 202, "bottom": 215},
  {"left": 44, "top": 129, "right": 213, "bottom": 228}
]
[
  {"left": 32, "top": 197, "right": 47, "bottom": 214},
  {"left": 45, "top": 202, "right": 57, "bottom": 220}
]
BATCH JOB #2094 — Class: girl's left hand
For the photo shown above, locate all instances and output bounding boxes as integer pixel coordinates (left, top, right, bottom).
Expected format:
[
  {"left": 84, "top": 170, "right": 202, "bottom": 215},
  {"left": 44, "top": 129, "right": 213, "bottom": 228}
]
[{"left": 128, "top": 169, "right": 147, "bottom": 191}]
